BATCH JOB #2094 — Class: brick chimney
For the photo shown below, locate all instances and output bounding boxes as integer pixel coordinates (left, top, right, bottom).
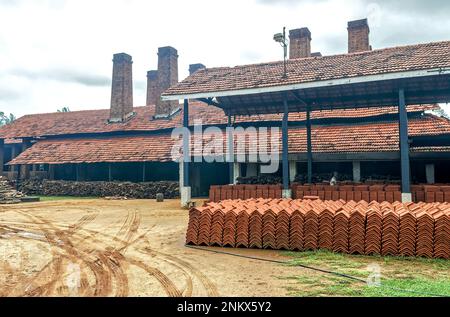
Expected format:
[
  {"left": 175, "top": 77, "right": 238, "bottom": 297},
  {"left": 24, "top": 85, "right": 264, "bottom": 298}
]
[
  {"left": 289, "top": 28, "right": 311, "bottom": 59},
  {"left": 146, "top": 70, "right": 158, "bottom": 106},
  {"left": 110, "top": 53, "right": 134, "bottom": 123},
  {"left": 155, "top": 46, "right": 179, "bottom": 118},
  {"left": 189, "top": 63, "right": 206, "bottom": 75},
  {"left": 348, "top": 19, "right": 371, "bottom": 53}
]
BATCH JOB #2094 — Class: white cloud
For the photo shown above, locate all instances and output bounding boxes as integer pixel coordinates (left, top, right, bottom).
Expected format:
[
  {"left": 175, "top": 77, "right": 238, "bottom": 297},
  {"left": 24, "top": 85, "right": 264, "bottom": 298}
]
[{"left": 0, "top": 0, "right": 449, "bottom": 117}]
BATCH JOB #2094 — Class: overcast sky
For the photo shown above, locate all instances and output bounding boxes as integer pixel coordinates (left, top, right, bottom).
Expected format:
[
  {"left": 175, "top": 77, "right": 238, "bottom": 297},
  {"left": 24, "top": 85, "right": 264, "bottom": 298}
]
[{"left": 0, "top": 0, "right": 449, "bottom": 117}]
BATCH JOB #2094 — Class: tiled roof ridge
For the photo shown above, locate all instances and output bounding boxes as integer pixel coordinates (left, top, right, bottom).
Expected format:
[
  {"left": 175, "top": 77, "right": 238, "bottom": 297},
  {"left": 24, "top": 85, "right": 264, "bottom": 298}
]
[{"left": 173, "top": 40, "right": 450, "bottom": 78}]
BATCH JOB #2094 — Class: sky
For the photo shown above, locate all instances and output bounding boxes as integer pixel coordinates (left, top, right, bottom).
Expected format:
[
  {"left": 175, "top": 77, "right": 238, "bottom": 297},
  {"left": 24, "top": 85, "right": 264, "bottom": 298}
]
[{"left": 0, "top": 0, "right": 449, "bottom": 118}]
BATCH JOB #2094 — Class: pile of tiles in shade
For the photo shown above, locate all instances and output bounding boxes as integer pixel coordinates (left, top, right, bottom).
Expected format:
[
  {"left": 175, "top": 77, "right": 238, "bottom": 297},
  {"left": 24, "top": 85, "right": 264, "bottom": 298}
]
[
  {"left": 209, "top": 185, "right": 283, "bottom": 202},
  {"left": 293, "top": 183, "right": 450, "bottom": 204},
  {"left": 186, "top": 199, "right": 450, "bottom": 259}
]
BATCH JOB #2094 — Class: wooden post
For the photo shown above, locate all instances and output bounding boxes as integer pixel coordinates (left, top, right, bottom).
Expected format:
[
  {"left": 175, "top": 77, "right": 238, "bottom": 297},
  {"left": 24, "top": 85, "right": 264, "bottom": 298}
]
[
  {"left": 142, "top": 162, "right": 146, "bottom": 182},
  {"left": 20, "top": 140, "right": 31, "bottom": 179},
  {"left": 0, "top": 139, "right": 4, "bottom": 176},
  {"left": 108, "top": 163, "right": 112, "bottom": 182}
]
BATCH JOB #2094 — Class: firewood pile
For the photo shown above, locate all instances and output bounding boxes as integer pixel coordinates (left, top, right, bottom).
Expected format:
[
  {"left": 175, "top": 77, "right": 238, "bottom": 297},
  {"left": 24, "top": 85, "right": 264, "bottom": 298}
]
[
  {"left": 0, "top": 176, "right": 26, "bottom": 204},
  {"left": 19, "top": 180, "right": 180, "bottom": 199},
  {"left": 237, "top": 175, "right": 282, "bottom": 185}
]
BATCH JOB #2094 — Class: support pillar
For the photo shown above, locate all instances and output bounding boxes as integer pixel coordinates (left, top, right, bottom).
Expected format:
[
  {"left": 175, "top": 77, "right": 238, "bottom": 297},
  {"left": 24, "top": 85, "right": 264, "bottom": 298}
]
[
  {"left": 142, "top": 162, "right": 146, "bottom": 182},
  {"left": 48, "top": 165, "right": 55, "bottom": 180},
  {"left": 233, "top": 162, "right": 240, "bottom": 184},
  {"left": 289, "top": 161, "right": 297, "bottom": 183},
  {"left": 10, "top": 145, "right": 18, "bottom": 173},
  {"left": 181, "top": 99, "right": 191, "bottom": 207},
  {"left": 227, "top": 115, "right": 234, "bottom": 185},
  {"left": 426, "top": 164, "right": 435, "bottom": 184},
  {"left": 399, "top": 89, "right": 412, "bottom": 203},
  {"left": 0, "top": 139, "right": 4, "bottom": 176},
  {"left": 282, "top": 96, "right": 292, "bottom": 198},
  {"left": 306, "top": 107, "right": 313, "bottom": 184},
  {"left": 20, "top": 140, "right": 31, "bottom": 179},
  {"left": 353, "top": 161, "right": 361, "bottom": 183},
  {"left": 108, "top": 163, "right": 112, "bottom": 181},
  {"left": 246, "top": 163, "right": 258, "bottom": 177}
]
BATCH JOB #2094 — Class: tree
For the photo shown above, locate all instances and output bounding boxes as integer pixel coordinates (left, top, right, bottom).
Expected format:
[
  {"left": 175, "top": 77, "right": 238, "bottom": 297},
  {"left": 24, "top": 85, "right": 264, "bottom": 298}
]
[
  {"left": 58, "top": 107, "right": 70, "bottom": 113},
  {"left": 0, "top": 112, "right": 16, "bottom": 126}
]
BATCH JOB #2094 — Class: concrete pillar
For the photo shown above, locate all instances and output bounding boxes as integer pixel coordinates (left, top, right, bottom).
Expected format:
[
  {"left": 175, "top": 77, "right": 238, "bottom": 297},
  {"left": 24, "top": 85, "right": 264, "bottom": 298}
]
[
  {"left": 181, "top": 98, "right": 191, "bottom": 208},
  {"left": 289, "top": 161, "right": 297, "bottom": 183},
  {"left": 233, "top": 162, "right": 240, "bottom": 185},
  {"left": 179, "top": 160, "right": 193, "bottom": 205},
  {"left": 426, "top": 164, "right": 435, "bottom": 184},
  {"left": 353, "top": 161, "right": 361, "bottom": 183},
  {"left": 398, "top": 89, "right": 412, "bottom": 203}
]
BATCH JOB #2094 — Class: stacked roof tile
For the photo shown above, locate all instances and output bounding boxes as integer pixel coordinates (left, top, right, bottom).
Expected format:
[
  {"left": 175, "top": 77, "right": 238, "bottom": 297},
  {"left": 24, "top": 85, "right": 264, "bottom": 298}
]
[{"left": 187, "top": 199, "right": 450, "bottom": 259}]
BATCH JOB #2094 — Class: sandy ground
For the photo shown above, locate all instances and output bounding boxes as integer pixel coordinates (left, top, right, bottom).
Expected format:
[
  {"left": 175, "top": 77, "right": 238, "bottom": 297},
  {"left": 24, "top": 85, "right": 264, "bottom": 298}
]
[{"left": 0, "top": 199, "right": 302, "bottom": 297}]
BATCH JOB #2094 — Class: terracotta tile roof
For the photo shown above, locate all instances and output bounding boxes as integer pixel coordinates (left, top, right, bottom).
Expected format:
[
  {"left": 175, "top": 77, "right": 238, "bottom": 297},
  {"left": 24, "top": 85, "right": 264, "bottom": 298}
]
[
  {"left": 8, "top": 135, "right": 175, "bottom": 165},
  {"left": 0, "top": 102, "right": 438, "bottom": 139},
  {"left": 10, "top": 114, "right": 450, "bottom": 165},
  {"left": 164, "top": 41, "right": 450, "bottom": 96}
]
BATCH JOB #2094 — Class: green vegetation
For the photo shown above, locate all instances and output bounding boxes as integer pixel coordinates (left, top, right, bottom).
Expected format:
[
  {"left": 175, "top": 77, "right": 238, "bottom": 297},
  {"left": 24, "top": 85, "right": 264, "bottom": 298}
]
[
  {"left": 0, "top": 112, "right": 16, "bottom": 126},
  {"left": 282, "top": 250, "right": 450, "bottom": 297}
]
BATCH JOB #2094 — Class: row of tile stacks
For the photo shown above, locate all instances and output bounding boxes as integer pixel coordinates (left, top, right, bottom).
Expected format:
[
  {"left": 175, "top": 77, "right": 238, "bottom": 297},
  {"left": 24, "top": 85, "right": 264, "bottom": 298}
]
[
  {"left": 186, "top": 199, "right": 450, "bottom": 259},
  {"left": 294, "top": 184, "right": 450, "bottom": 204},
  {"left": 209, "top": 185, "right": 283, "bottom": 202},
  {"left": 293, "top": 184, "right": 403, "bottom": 203}
]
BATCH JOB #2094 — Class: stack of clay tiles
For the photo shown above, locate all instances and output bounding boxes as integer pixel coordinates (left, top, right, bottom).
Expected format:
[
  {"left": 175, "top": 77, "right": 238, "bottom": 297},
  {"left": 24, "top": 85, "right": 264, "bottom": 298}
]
[
  {"left": 210, "top": 185, "right": 283, "bottom": 202},
  {"left": 187, "top": 199, "right": 450, "bottom": 259}
]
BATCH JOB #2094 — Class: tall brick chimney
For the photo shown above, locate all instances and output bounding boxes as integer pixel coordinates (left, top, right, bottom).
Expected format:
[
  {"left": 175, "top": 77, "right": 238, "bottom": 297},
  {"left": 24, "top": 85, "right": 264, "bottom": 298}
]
[
  {"left": 348, "top": 19, "right": 371, "bottom": 53},
  {"left": 189, "top": 63, "right": 206, "bottom": 75},
  {"left": 110, "top": 53, "right": 134, "bottom": 123},
  {"left": 289, "top": 28, "right": 311, "bottom": 59},
  {"left": 146, "top": 70, "right": 158, "bottom": 106},
  {"left": 155, "top": 46, "right": 179, "bottom": 118}
]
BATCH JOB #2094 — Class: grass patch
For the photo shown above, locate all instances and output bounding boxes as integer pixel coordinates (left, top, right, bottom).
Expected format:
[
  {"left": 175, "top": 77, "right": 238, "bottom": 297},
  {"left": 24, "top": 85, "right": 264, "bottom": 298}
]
[
  {"left": 37, "top": 196, "right": 98, "bottom": 202},
  {"left": 282, "top": 250, "right": 450, "bottom": 297}
]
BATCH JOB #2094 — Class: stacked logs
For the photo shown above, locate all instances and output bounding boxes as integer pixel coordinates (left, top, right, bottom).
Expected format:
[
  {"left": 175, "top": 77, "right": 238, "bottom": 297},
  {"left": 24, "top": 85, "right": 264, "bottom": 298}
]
[
  {"left": 186, "top": 199, "right": 450, "bottom": 259},
  {"left": 19, "top": 180, "right": 180, "bottom": 199},
  {"left": 0, "top": 176, "right": 25, "bottom": 204}
]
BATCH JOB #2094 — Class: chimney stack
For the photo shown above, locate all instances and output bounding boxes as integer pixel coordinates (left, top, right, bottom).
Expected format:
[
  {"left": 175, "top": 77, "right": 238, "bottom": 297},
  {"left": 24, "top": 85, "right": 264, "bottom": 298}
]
[
  {"left": 110, "top": 53, "right": 134, "bottom": 123},
  {"left": 189, "top": 63, "right": 206, "bottom": 75},
  {"left": 348, "top": 18, "right": 371, "bottom": 53},
  {"left": 146, "top": 70, "right": 158, "bottom": 106},
  {"left": 155, "top": 46, "right": 179, "bottom": 118},
  {"left": 289, "top": 28, "right": 311, "bottom": 59}
]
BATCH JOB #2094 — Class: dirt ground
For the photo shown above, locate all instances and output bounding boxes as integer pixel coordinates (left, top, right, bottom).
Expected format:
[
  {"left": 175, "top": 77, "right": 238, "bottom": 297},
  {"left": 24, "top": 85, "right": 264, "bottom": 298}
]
[{"left": 0, "top": 199, "right": 304, "bottom": 297}]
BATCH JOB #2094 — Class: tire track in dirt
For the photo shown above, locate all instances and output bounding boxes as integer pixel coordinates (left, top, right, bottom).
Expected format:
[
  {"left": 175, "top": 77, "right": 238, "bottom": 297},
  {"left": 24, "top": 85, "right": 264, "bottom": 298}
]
[
  {"left": 10, "top": 210, "right": 116, "bottom": 297},
  {"left": 142, "top": 247, "right": 219, "bottom": 297},
  {"left": 2, "top": 205, "right": 217, "bottom": 297}
]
